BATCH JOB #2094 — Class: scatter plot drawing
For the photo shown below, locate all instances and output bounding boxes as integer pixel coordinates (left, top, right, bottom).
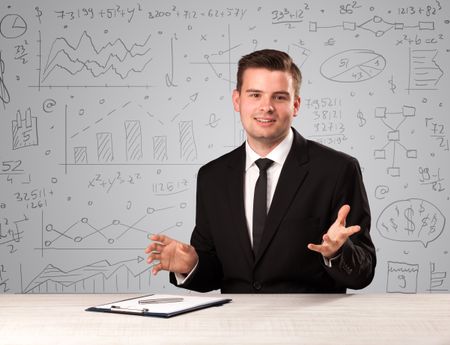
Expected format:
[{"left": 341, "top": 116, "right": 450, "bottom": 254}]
[{"left": 373, "top": 105, "right": 417, "bottom": 177}]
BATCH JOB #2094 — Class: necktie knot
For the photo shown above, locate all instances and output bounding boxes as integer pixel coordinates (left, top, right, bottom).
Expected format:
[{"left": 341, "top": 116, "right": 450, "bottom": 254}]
[{"left": 255, "top": 158, "right": 273, "bottom": 173}]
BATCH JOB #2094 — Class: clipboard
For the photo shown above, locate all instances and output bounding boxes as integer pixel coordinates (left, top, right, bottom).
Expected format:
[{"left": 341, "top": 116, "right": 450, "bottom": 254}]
[{"left": 86, "top": 294, "right": 231, "bottom": 318}]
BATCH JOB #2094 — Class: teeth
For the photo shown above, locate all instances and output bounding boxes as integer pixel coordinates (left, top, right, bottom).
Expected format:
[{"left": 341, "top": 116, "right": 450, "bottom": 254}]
[{"left": 256, "top": 119, "right": 274, "bottom": 123}]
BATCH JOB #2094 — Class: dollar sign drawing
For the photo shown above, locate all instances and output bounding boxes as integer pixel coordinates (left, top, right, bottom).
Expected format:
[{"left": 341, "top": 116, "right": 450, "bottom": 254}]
[
  {"left": 389, "top": 218, "right": 398, "bottom": 231},
  {"left": 404, "top": 207, "right": 415, "bottom": 234},
  {"left": 35, "top": 7, "right": 43, "bottom": 24},
  {"left": 388, "top": 75, "right": 397, "bottom": 94},
  {"left": 357, "top": 110, "right": 366, "bottom": 127}
]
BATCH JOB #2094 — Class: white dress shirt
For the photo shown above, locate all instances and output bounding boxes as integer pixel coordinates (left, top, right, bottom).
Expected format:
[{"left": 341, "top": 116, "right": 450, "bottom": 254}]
[{"left": 244, "top": 129, "right": 293, "bottom": 246}]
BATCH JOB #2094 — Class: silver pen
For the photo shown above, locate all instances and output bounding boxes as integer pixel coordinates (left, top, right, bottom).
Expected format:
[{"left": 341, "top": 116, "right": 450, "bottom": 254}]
[{"left": 138, "top": 297, "right": 184, "bottom": 304}]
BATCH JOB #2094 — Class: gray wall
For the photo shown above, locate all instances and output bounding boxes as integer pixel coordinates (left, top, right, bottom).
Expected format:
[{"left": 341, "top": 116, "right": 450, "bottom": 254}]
[{"left": 0, "top": 0, "right": 449, "bottom": 294}]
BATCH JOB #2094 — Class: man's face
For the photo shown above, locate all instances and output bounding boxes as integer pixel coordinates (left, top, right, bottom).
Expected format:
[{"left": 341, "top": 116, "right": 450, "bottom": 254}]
[{"left": 232, "top": 68, "right": 300, "bottom": 152}]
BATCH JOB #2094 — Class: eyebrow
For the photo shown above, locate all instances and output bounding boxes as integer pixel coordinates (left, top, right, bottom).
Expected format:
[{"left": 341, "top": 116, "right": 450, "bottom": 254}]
[{"left": 245, "top": 89, "right": 290, "bottom": 96}]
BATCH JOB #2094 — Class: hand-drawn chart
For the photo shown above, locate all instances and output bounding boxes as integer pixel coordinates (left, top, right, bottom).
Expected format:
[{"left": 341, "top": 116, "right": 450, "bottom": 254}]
[{"left": 0, "top": 0, "right": 449, "bottom": 295}]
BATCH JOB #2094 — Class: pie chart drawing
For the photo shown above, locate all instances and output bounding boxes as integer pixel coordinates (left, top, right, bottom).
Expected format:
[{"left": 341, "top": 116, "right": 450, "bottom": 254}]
[
  {"left": 320, "top": 49, "right": 386, "bottom": 83},
  {"left": 0, "top": 14, "right": 27, "bottom": 39}
]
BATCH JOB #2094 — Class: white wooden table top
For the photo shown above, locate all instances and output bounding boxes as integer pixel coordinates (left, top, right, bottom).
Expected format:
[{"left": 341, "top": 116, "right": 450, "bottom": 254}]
[{"left": 1, "top": 293, "right": 449, "bottom": 345}]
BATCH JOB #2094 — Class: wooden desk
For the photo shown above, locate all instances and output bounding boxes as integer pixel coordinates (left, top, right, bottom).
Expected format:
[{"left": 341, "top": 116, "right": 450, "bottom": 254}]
[{"left": 1, "top": 293, "right": 449, "bottom": 344}]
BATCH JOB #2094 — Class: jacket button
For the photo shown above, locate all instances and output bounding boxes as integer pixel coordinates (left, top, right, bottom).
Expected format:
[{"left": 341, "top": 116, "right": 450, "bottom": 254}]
[{"left": 253, "top": 281, "right": 262, "bottom": 290}]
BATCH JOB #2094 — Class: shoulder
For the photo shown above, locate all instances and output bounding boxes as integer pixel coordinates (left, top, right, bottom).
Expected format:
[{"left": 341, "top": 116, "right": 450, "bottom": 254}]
[
  {"left": 291, "top": 128, "right": 358, "bottom": 168},
  {"left": 198, "top": 144, "right": 245, "bottom": 178},
  {"left": 307, "top": 140, "right": 358, "bottom": 166}
]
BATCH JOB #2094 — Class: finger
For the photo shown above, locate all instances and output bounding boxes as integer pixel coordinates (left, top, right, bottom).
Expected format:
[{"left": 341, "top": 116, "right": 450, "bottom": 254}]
[
  {"left": 336, "top": 204, "right": 351, "bottom": 226},
  {"left": 346, "top": 225, "right": 361, "bottom": 236},
  {"left": 148, "top": 252, "right": 161, "bottom": 262},
  {"left": 149, "top": 233, "right": 169, "bottom": 243},
  {"left": 151, "top": 262, "right": 163, "bottom": 275},
  {"left": 307, "top": 243, "right": 324, "bottom": 254},
  {"left": 144, "top": 242, "right": 162, "bottom": 254}
]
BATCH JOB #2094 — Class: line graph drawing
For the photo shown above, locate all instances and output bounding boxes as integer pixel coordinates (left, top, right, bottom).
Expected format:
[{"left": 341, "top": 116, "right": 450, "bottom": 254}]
[
  {"left": 39, "top": 31, "right": 153, "bottom": 85},
  {"left": 23, "top": 257, "right": 151, "bottom": 293},
  {"left": 41, "top": 204, "right": 186, "bottom": 250},
  {"left": 373, "top": 105, "right": 417, "bottom": 177}
]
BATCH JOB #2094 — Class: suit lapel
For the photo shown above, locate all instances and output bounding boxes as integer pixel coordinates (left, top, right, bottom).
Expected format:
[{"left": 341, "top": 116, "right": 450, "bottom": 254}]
[
  {"left": 255, "top": 129, "right": 310, "bottom": 264},
  {"left": 226, "top": 145, "right": 255, "bottom": 267}
]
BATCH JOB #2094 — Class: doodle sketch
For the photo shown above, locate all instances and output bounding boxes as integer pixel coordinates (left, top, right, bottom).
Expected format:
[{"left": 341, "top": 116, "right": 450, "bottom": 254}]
[{"left": 0, "top": 0, "right": 449, "bottom": 295}]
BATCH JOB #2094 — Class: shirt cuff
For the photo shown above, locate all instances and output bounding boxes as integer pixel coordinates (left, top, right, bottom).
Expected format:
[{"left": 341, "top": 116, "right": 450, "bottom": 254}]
[
  {"left": 174, "top": 260, "right": 199, "bottom": 285},
  {"left": 322, "top": 253, "right": 341, "bottom": 268}
]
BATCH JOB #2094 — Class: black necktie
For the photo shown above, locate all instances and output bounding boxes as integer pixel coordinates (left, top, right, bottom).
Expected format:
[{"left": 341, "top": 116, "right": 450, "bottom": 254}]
[{"left": 252, "top": 158, "right": 274, "bottom": 254}]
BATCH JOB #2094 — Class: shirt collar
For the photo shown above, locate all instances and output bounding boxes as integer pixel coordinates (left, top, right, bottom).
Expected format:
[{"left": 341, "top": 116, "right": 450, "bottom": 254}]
[{"left": 245, "top": 128, "right": 294, "bottom": 171}]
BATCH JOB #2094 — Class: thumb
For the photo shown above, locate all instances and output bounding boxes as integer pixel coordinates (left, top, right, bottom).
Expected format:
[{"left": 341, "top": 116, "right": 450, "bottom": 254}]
[{"left": 336, "top": 204, "right": 351, "bottom": 226}]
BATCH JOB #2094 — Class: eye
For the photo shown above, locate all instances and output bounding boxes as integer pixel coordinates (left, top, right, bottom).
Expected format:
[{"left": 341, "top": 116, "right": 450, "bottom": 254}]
[
  {"left": 249, "top": 93, "right": 261, "bottom": 98},
  {"left": 273, "top": 94, "right": 288, "bottom": 101}
]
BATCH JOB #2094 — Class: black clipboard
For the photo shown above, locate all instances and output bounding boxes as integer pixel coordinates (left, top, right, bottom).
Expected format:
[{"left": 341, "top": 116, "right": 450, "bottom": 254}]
[{"left": 86, "top": 294, "right": 231, "bottom": 318}]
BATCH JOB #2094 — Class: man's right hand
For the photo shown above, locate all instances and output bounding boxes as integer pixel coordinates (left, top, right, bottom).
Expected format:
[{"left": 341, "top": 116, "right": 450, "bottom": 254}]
[{"left": 145, "top": 234, "right": 199, "bottom": 276}]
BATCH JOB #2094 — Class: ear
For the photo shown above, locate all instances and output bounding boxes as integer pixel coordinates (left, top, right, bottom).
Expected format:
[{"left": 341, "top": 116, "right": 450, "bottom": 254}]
[
  {"left": 232, "top": 89, "right": 241, "bottom": 112},
  {"left": 293, "top": 96, "right": 301, "bottom": 117}
]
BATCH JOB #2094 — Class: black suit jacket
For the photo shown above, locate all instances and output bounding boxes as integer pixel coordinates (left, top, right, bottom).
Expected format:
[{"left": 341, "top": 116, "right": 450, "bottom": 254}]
[{"left": 170, "top": 128, "right": 376, "bottom": 293}]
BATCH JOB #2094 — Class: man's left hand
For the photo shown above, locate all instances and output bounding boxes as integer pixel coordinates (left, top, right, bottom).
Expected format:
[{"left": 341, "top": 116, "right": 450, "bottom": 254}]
[{"left": 307, "top": 204, "right": 361, "bottom": 259}]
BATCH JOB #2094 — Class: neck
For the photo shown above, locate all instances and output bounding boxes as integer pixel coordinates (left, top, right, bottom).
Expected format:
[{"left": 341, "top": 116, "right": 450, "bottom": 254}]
[{"left": 247, "top": 137, "right": 284, "bottom": 157}]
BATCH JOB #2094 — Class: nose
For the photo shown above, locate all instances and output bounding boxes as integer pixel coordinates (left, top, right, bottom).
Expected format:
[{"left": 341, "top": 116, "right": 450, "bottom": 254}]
[{"left": 259, "top": 96, "right": 274, "bottom": 114}]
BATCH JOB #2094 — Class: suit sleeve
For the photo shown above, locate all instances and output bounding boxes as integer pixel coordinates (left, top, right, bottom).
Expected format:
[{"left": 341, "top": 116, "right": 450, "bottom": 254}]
[
  {"left": 170, "top": 166, "right": 223, "bottom": 292},
  {"left": 324, "top": 157, "right": 376, "bottom": 290}
]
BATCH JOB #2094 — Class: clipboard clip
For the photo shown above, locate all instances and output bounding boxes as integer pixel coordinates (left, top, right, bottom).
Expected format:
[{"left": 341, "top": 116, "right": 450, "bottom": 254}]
[{"left": 110, "top": 305, "right": 149, "bottom": 313}]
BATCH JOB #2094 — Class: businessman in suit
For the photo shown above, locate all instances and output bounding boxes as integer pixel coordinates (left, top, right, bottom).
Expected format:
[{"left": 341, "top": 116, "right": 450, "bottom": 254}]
[{"left": 145, "top": 49, "right": 376, "bottom": 293}]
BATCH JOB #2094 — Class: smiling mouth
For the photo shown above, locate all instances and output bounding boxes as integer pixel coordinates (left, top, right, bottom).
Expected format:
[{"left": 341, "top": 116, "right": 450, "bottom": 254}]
[{"left": 255, "top": 118, "right": 275, "bottom": 123}]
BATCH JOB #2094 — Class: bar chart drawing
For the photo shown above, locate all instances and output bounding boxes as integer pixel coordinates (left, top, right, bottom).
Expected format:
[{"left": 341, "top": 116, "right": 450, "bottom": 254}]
[
  {"left": 12, "top": 108, "right": 39, "bottom": 150},
  {"left": 96, "top": 132, "right": 114, "bottom": 163},
  {"left": 125, "top": 120, "right": 143, "bottom": 161},
  {"left": 179, "top": 121, "right": 198, "bottom": 162}
]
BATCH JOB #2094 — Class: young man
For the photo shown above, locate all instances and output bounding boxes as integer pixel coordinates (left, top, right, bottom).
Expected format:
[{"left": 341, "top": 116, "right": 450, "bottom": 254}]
[{"left": 145, "top": 49, "right": 376, "bottom": 293}]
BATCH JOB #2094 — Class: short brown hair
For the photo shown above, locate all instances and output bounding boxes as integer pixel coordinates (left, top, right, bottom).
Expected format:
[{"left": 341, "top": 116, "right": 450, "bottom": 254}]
[{"left": 236, "top": 49, "right": 302, "bottom": 97}]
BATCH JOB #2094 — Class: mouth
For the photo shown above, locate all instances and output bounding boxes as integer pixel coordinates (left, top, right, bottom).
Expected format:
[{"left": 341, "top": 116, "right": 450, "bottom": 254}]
[{"left": 254, "top": 117, "right": 275, "bottom": 124}]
